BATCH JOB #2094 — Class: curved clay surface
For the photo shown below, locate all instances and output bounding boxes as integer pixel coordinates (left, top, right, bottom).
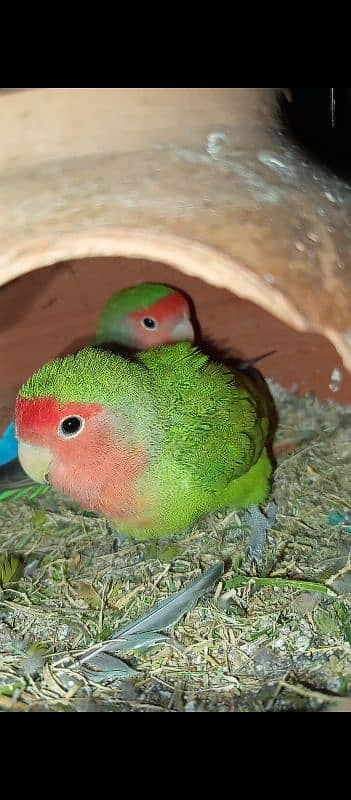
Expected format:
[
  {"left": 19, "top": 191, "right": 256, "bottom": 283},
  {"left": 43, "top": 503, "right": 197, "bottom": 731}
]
[{"left": 0, "top": 88, "right": 350, "bottom": 374}]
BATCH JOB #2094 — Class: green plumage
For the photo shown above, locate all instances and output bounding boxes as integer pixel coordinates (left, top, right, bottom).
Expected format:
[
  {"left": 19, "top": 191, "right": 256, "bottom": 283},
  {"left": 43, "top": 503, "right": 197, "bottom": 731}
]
[
  {"left": 20, "top": 346, "right": 145, "bottom": 406},
  {"left": 95, "top": 283, "right": 173, "bottom": 345},
  {"left": 20, "top": 342, "right": 274, "bottom": 540}
]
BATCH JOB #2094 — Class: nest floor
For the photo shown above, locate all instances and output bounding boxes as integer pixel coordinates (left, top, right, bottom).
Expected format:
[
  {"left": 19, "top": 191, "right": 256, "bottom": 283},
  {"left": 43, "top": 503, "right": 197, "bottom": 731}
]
[{"left": 0, "top": 382, "right": 351, "bottom": 712}]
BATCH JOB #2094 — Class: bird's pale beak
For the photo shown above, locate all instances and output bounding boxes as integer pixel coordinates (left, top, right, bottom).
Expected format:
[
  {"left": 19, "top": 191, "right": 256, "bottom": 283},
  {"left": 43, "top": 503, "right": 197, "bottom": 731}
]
[
  {"left": 172, "top": 318, "right": 195, "bottom": 343},
  {"left": 18, "top": 441, "right": 52, "bottom": 484}
]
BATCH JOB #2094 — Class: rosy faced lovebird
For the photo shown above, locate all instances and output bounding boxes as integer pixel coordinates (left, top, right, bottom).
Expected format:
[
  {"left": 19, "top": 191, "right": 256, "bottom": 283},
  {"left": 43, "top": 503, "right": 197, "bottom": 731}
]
[
  {"left": 15, "top": 343, "right": 274, "bottom": 552},
  {"left": 0, "top": 282, "right": 195, "bottom": 501},
  {"left": 95, "top": 282, "right": 194, "bottom": 350}
]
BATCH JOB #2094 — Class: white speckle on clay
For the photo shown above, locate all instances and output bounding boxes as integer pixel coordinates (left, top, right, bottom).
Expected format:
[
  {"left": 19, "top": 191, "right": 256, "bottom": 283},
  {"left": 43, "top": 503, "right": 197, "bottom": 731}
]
[
  {"left": 336, "top": 261, "right": 344, "bottom": 269},
  {"left": 329, "top": 367, "right": 343, "bottom": 393},
  {"left": 218, "top": 160, "right": 285, "bottom": 205},
  {"left": 253, "top": 186, "right": 282, "bottom": 204},
  {"left": 344, "top": 332, "right": 351, "bottom": 348},
  {"left": 295, "top": 241, "right": 305, "bottom": 252},
  {"left": 324, "top": 191, "right": 337, "bottom": 204},
  {"left": 318, "top": 208, "right": 327, "bottom": 217},
  {"left": 264, "top": 273, "right": 276, "bottom": 284},
  {"left": 131, "top": 138, "right": 289, "bottom": 207},
  {"left": 206, "top": 132, "right": 229, "bottom": 158},
  {"left": 257, "top": 151, "right": 297, "bottom": 182},
  {"left": 307, "top": 232, "right": 319, "bottom": 243},
  {"left": 174, "top": 146, "right": 210, "bottom": 166}
]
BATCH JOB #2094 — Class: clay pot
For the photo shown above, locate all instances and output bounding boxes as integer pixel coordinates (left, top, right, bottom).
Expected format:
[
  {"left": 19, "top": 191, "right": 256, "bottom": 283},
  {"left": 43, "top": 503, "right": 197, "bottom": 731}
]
[{"left": 0, "top": 88, "right": 350, "bottom": 426}]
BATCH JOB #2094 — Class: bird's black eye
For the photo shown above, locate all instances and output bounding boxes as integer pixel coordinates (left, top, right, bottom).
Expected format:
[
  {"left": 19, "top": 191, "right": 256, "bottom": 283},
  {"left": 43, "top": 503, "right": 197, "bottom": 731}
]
[
  {"left": 141, "top": 317, "right": 158, "bottom": 330},
  {"left": 58, "top": 416, "right": 84, "bottom": 439}
]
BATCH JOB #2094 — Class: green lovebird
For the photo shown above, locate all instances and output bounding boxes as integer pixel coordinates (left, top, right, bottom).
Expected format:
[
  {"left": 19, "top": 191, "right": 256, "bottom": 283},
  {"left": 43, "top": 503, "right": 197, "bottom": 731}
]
[
  {"left": 0, "top": 283, "right": 195, "bottom": 501},
  {"left": 15, "top": 342, "right": 274, "bottom": 547},
  {"left": 95, "top": 282, "right": 194, "bottom": 350}
]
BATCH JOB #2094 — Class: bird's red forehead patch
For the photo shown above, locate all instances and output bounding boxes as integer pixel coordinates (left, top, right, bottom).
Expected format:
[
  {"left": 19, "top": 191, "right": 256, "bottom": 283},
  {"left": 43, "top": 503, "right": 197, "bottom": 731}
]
[
  {"left": 129, "top": 290, "right": 188, "bottom": 323},
  {"left": 15, "top": 396, "right": 102, "bottom": 441}
]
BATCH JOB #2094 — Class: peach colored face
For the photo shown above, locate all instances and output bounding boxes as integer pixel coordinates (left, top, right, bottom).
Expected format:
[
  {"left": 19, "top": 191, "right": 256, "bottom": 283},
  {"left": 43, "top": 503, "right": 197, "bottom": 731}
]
[
  {"left": 125, "top": 291, "right": 194, "bottom": 349},
  {"left": 15, "top": 395, "right": 147, "bottom": 520}
]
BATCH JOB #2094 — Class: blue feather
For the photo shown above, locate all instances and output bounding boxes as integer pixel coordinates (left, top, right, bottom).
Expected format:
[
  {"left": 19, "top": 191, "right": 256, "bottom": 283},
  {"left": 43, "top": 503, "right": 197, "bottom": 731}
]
[{"left": 0, "top": 422, "right": 18, "bottom": 466}]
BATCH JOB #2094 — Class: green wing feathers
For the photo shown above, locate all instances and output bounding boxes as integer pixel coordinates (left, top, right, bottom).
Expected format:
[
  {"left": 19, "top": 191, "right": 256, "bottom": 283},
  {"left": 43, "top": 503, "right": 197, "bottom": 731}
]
[{"left": 138, "top": 343, "right": 273, "bottom": 496}]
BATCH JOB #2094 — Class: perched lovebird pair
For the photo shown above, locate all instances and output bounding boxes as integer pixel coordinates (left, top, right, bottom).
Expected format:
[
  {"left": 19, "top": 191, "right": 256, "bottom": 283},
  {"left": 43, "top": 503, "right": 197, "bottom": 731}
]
[{"left": 3, "top": 282, "right": 277, "bottom": 564}]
